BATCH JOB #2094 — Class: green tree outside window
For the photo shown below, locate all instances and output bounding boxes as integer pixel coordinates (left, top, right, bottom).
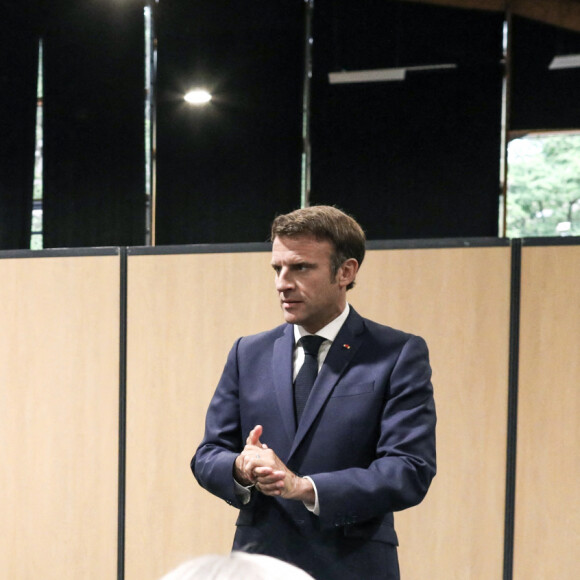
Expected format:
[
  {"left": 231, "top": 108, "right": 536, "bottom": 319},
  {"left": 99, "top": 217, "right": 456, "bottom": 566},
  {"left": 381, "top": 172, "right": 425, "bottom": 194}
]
[{"left": 507, "top": 134, "right": 580, "bottom": 238}]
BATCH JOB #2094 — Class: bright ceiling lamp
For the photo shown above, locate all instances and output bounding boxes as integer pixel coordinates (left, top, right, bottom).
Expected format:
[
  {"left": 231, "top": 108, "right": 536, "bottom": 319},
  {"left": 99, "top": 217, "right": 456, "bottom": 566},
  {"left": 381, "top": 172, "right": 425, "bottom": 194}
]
[
  {"left": 549, "top": 54, "right": 580, "bottom": 70},
  {"left": 184, "top": 89, "right": 212, "bottom": 105},
  {"left": 328, "top": 63, "right": 456, "bottom": 84}
]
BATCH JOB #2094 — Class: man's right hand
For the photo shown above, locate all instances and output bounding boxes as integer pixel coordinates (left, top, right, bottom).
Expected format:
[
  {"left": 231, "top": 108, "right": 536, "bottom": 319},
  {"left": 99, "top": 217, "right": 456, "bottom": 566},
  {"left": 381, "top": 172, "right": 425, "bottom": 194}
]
[{"left": 234, "top": 425, "right": 267, "bottom": 486}]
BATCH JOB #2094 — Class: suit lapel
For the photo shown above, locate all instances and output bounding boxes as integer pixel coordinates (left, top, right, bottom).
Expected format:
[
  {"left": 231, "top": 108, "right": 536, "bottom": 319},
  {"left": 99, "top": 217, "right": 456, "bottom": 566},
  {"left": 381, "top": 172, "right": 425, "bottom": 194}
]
[
  {"left": 272, "top": 324, "right": 297, "bottom": 444},
  {"left": 288, "top": 308, "right": 366, "bottom": 460}
]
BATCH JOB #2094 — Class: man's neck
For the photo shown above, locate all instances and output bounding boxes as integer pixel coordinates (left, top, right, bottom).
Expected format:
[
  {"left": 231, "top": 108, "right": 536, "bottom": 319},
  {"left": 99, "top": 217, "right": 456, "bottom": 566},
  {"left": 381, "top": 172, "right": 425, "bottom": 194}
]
[{"left": 294, "top": 303, "right": 350, "bottom": 342}]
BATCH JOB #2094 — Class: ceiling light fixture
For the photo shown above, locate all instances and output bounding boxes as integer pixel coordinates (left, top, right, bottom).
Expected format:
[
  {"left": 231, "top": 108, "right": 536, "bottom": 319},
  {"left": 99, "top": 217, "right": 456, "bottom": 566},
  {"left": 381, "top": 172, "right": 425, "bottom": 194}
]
[
  {"left": 328, "top": 64, "right": 456, "bottom": 84},
  {"left": 549, "top": 54, "right": 580, "bottom": 70},
  {"left": 184, "top": 89, "right": 212, "bottom": 105}
]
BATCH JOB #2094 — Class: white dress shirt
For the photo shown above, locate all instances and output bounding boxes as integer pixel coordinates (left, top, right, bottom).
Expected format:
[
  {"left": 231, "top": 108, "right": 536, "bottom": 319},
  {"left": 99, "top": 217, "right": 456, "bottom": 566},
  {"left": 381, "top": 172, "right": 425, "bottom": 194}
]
[{"left": 293, "top": 303, "right": 350, "bottom": 379}]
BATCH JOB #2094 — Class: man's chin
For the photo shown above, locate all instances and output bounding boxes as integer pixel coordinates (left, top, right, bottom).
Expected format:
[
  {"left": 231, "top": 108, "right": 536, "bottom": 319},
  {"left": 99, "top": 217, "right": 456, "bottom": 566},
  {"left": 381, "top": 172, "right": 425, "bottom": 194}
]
[
  {"left": 282, "top": 312, "right": 299, "bottom": 325},
  {"left": 281, "top": 307, "right": 306, "bottom": 326}
]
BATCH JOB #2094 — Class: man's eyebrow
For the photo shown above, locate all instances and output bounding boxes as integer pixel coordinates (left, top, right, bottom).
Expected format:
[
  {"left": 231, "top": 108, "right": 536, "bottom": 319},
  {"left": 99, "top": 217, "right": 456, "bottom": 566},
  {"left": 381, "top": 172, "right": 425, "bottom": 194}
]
[{"left": 270, "top": 259, "right": 315, "bottom": 268}]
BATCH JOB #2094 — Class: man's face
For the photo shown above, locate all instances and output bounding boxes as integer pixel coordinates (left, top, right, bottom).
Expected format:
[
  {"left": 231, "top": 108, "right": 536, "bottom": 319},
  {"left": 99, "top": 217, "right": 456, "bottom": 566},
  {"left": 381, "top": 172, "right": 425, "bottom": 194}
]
[{"left": 271, "top": 234, "right": 347, "bottom": 334}]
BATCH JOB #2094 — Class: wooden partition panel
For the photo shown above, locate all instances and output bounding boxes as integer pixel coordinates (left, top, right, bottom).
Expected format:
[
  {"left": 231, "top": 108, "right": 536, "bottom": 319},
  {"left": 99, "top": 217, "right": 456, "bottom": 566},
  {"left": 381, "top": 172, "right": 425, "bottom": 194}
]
[
  {"left": 126, "top": 244, "right": 511, "bottom": 579},
  {"left": 514, "top": 245, "right": 580, "bottom": 579},
  {"left": 125, "top": 251, "right": 282, "bottom": 580},
  {"left": 0, "top": 254, "right": 120, "bottom": 579},
  {"left": 354, "top": 246, "right": 512, "bottom": 579},
  {"left": 3, "top": 242, "right": 576, "bottom": 579}
]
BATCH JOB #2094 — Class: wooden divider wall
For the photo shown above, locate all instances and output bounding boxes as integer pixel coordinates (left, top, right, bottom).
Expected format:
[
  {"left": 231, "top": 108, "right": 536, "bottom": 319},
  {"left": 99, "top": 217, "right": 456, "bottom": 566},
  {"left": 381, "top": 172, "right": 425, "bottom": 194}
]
[
  {"left": 514, "top": 244, "right": 580, "bottom": 579},
  {"left": 0, "top": 253, "right": 121, "bottom": 579},
  {"left": 1, "top": 241, "right": 579, "bottom": 580},
  {"left": 124, "top": 244, "right": 512, "bottom": 580}
]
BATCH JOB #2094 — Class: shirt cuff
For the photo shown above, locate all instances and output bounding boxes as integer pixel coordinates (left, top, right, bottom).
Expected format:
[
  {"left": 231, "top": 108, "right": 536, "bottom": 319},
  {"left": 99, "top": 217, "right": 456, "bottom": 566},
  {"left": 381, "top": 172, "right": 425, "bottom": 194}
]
[
  {"left": 302, "top": 476, "right": 320, "bottom": 516},
  {"left": 233, "top": 478, "right": 254, "bottom": 505}
]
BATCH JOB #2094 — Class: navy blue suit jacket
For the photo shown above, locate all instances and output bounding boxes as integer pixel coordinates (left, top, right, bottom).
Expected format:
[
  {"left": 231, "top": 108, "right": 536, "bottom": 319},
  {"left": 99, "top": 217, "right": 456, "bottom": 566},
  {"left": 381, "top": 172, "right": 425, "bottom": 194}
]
[{"left": 192, "top": 307, "right": 436, "bottom": 579}]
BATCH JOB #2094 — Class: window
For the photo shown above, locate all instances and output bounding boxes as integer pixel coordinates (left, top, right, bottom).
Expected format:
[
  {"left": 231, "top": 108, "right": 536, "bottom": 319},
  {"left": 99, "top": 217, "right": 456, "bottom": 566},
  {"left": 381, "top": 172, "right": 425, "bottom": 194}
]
[
  {"left": 31, "top": 39, "right": 43, "bottom": 250},
  {"left": 507, "top": 133, "right": 580, "bottom": 238}
]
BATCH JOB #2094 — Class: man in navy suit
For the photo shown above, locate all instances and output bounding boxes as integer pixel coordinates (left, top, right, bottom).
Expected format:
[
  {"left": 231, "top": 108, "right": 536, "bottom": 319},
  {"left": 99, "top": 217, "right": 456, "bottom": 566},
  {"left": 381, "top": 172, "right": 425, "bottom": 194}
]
[{"left": 192, "top": 206, "right": 436, "bottom": 579}]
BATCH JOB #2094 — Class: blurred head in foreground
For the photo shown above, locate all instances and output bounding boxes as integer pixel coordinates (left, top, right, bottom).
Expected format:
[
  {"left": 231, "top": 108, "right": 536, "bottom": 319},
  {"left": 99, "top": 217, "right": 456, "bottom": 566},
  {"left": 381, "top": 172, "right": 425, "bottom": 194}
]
[{"left": 159, "top": 551, "right": 314, "bottom": 580}]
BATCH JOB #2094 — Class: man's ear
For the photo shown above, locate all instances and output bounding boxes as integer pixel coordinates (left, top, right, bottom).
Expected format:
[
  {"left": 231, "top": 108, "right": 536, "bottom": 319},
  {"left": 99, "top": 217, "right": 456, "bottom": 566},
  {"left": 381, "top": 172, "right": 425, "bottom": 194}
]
[{"left": 338, "top": 258, "right": 359, "bottom": 288}]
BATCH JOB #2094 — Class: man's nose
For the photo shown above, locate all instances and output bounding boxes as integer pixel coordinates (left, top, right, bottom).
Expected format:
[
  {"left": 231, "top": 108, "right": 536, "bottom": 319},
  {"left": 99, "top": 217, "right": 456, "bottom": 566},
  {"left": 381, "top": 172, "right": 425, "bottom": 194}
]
[{"left": 276, "top": 268, "right": 294, "bottom": 291}]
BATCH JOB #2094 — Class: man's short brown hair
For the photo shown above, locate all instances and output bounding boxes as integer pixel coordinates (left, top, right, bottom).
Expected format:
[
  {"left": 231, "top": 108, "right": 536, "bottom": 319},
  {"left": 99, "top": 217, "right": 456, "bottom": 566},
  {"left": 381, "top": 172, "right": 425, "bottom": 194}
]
[{"left": 270, "top": 205, "right": 366, "bottom": 290}]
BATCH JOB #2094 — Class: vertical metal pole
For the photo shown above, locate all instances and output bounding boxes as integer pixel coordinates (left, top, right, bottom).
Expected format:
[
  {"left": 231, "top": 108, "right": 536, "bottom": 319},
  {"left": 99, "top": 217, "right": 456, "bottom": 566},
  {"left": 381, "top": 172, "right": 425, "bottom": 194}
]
[
  {"left": 145, "top": 0, "right": 158, "bottom": 246},
  {"left": 499, "top": 6, "right": 512, "bottom": 238},
  {"left": 301, "top": 0, "right": 314, "bottom": 208},
  {"left": 503, "top": 237, "right": 521, "bottom": 580},
  {"left": 117, "top": 247, "right": 128, "bottom": 580},
  {"left": 501, "top": 13, "right": 517, "bottom": 579}
]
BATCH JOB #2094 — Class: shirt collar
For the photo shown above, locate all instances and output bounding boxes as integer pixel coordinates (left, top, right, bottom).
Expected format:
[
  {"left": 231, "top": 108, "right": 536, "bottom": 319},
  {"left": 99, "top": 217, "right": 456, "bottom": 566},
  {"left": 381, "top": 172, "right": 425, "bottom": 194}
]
[{"left": 294, "top": 303, "right": 350, "bottom": 344}]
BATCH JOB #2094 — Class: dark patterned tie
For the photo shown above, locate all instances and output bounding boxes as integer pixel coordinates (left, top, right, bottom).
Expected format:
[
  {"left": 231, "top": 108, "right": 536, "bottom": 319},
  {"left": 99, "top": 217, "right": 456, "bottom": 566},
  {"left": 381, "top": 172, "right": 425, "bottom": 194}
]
[{"left": 294, "top": 335, "right": 325, "bottom": 422}]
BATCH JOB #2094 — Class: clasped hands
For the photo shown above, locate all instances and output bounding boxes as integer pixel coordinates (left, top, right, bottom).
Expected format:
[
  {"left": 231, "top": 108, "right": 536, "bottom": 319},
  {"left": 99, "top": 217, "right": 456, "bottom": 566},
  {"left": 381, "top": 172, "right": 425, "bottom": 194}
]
[{"left": 234, "top": 425, "right": 314, "bottom": 504}]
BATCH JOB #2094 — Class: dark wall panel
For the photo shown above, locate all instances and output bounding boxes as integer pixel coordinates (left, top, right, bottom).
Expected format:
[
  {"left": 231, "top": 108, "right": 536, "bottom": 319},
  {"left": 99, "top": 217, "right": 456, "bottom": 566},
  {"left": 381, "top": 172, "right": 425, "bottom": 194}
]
[
  {"left": 0, "top": 1, "right": 40, "bottom": 250},
  {"left": 43, "top": 0, "right": 145, "bottom": 248},
  {"left": 7, "top": 2, "right": 579, "bottom": 249},
  {"left": 155, "top": 0, "right": 303, "bottom": 245},
  {"left": 511, "top": 16, "right": 580, "bottom": 131},
  {"left": 310, "top": 1, "right": 504, "bottom": 239}
]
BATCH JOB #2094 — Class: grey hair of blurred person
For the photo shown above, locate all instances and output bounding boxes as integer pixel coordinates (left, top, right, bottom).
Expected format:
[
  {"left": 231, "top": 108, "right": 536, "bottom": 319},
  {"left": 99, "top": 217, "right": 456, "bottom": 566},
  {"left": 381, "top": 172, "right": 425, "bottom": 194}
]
[{"left": 159, "top": 552, "right": 314, "bottom": 580}]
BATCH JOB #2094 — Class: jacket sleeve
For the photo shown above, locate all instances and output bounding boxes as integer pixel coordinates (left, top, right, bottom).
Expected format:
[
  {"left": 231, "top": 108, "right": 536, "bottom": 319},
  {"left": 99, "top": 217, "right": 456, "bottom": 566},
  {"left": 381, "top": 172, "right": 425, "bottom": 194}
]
[
  {"left": 191, "top": 338, "right": 247, "bottom": 508},
  {"left": 311, "top": 335, "right": 436, "bottom": 530}
]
